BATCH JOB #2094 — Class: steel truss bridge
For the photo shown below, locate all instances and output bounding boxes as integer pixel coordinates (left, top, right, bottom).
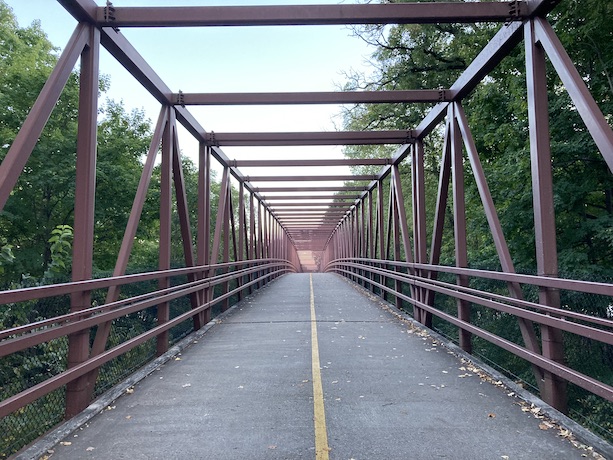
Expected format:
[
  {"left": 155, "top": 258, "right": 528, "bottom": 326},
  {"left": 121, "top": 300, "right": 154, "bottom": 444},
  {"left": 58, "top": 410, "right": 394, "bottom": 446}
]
[{"left": 0, "top": 0, "right": 612, "bottom": 458}]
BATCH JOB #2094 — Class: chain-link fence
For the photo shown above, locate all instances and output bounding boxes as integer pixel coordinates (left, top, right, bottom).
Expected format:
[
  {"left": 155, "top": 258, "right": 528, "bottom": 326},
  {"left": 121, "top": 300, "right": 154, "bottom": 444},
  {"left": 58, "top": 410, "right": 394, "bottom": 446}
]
[
  {"left": 425, "top": 267, "right": 613, "bottom": 443},
  {"left": 0, "top": 269, "right": 248, "bottom": 458}
]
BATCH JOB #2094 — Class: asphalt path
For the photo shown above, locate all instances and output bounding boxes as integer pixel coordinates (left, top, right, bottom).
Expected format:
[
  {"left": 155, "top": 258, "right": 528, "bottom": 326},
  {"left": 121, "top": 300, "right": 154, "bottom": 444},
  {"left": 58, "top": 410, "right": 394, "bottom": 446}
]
[{"left": 44, "top": 273, "right": 601, "bottom": 460}]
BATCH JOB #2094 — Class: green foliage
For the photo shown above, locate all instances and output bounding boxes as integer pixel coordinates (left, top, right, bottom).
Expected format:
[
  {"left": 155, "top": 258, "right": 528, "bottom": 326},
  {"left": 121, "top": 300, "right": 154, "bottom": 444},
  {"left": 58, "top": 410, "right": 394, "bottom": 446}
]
[
  {"left": 0, "top": 2, "right": 79, "bottom": 281},
  {"left": 0, "top": 238, "right": 15, "bottom": 275},
  {"left": 94, "top": 99, "right": 153, "bottom": 270},
  {"left": 342, "top": 0, "right": 613, "bottom": 442},
  {"left": 43, "top": 224, "right": 73, "bottom": 281},
  {"left": 0, "top": 3, "right": 233, "bottom": 457}
]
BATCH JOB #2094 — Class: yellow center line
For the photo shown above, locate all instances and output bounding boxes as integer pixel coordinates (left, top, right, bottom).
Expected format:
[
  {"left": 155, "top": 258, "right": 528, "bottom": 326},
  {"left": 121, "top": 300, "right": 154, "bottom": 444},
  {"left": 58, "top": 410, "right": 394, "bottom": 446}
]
[{"left": 310, "top": 274, "right": 330, "bottom": 460}]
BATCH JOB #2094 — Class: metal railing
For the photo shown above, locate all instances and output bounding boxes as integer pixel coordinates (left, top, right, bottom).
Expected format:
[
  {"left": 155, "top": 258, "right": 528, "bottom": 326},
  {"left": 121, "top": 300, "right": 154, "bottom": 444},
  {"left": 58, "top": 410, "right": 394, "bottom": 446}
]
[
  {"left": 0, "top": 259, "right": 293, "bottom": 421},
  {"left": 327, "top": 258, "right": 613, "bottom": 404}
]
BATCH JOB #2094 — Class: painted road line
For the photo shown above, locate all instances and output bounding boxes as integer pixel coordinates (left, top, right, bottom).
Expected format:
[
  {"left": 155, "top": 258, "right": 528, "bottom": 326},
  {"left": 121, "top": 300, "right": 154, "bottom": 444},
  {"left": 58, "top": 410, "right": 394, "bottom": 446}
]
[{"left": 310, "top": 274, "right": 330, "bottom": 460}]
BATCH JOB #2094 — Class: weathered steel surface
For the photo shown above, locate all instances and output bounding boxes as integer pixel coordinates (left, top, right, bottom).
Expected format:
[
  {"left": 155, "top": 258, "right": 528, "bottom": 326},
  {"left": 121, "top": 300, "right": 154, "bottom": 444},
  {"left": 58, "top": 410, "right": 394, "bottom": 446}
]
[
  {"left": 0, "top": 0, "right": 609, "bottom": 428},
  {"left": 98, "top": 2, "right": 527, "bottom": 27}
]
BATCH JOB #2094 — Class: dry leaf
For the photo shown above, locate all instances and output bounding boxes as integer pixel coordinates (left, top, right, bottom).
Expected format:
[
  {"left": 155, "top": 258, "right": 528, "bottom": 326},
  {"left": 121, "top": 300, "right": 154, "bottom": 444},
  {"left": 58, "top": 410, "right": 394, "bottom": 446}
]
[
  {"left": 126, "top": 387, "right": 134, "bottom": 394},
  {"left": 539, "top": 423, "right": 550, "bottom": 430},
  {"left": 559, "top": 428, "right": 572, "bottom": 439}
]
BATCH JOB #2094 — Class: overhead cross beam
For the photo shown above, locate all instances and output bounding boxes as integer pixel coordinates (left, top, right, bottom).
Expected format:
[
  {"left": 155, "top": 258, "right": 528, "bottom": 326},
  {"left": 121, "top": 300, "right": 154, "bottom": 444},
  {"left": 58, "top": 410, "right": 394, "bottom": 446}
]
[
  {"left": 261, "top": 195, "right": 361, "bottom": 201},
  {"left": 231, "top": 159, "right": 391, "bottom": 168},
  {"left": 254, "top": 186, "right": 368, "bottom": 192},
  {"left": 96, "top": 3, "right": 528, "bottom": 27},
  {"left": 175, "top": 90, "right": 453, "bottom": 105},
  {"left": 245, "top": 175, "right": 377, "bottom": 182},
  {"left": 206, "top": 131, "right": 415, "bottom": 147}
]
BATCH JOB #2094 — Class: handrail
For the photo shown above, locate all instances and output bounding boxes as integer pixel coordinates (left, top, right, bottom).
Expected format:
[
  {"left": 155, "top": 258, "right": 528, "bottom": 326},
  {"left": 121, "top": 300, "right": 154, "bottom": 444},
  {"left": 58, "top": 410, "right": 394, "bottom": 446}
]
[
  {"left": 329, "top": 259, "right": 613, "bottom": 329},
  {"left": 0, "top": 260, "right": 291, "bottom": 341},
  {"left": 326, "top": 258, "right": 613, "bottom": 403},
  {"left": 0, "top": 260, "right": 294, "bottom": 418}
]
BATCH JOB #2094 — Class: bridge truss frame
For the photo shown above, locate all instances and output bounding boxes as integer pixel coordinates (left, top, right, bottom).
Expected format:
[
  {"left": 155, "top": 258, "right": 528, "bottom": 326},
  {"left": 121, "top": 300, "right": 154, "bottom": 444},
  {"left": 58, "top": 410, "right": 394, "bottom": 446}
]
[{"left": 0, "top": 0, "right": 612, "bottom": 438}]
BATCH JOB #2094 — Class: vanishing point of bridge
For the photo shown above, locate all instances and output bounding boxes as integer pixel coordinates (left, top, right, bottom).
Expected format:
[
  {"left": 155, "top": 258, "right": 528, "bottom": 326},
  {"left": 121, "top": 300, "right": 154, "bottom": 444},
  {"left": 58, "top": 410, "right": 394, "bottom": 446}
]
[{"left": 1, "top": 1, "right": 613, "bottom": 459}]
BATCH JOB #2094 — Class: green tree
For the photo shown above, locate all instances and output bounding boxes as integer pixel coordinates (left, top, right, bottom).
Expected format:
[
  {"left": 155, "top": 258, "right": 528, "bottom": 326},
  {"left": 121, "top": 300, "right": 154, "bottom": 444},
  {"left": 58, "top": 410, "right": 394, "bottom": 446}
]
[
  {"left": 94, "top": 99, "right": 153, "bottom": 271},
  {"left": 0, "top": 2, "right": 80, "bottom": 281},
  {"left": 341, "top": 0, "right": 613, "bottom": 439},
  {"left": 0, "top": 2, "right": 161, "bottom": 280}
]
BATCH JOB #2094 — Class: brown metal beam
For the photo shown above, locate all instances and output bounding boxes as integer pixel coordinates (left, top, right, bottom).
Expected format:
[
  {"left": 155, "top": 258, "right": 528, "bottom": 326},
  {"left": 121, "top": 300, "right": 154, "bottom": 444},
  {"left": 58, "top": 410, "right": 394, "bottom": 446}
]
[
  {"left": 232, "top": 158, "right": 390, "bottom": 168},
  {"left": 246, "top": 175, "right": 376, "bottom": 182},
  {"left": 277, "top": 211, "right": 351, "bottom": 218},
  {"left": 207, "top": 131, "right": 415, "bottom": 147},
  {"left": 97, "top": 3, "right": 527, "bottom": 27},
  {"left": 278, "top": 215, "right": 347, "bottom": 219},
  {"left": 261, "top": 195, "right": 360, "bottom": 201},
  {"left": 176, "top": 90, "right": 452, "bottom": 105},
  {"left": 272, "top": 202, "right": 353, "bottom": 208},
  {"left": 287, "top": 229, "right": 337, "bottom": 232},
  {"left": 255, "top": 186, "right": 367, "bottom": 192}
]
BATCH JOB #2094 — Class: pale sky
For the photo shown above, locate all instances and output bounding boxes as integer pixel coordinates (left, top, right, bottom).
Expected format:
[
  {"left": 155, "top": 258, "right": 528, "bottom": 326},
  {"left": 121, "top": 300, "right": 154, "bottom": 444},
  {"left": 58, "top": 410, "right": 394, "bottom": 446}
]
[{"left": 7, "top": 0, "right": 377, "bottom": 184}]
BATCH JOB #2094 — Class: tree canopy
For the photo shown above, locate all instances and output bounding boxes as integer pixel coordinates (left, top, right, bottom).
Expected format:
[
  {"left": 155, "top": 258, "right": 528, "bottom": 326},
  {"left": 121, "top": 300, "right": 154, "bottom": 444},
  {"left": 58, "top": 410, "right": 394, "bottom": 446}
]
[
  {"left": 0, "top": 1, "right": 214, "bottom": 285},
  {"left": 342, "top": 0, "right": 613, "bottom": 277}
]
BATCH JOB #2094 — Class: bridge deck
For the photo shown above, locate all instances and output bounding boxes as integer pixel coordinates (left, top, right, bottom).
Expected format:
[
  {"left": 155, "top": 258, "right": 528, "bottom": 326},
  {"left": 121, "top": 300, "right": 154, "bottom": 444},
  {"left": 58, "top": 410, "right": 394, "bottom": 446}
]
[{"left": 48, "top": 273, "right": 588, "bottom": 459}]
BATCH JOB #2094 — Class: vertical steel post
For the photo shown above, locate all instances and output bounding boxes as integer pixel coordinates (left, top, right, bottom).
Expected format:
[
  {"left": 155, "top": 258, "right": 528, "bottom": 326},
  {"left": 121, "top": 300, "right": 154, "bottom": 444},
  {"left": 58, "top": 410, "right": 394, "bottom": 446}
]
[
  {"left": 377, "top": 180, "right": 385, "bottom": 296},
  {"left": 413, "top": 142, "right": 428, "bottom": 324},
  {"left": 367, "top": 189, "right": 375, "bottom": 292},
  {"left": 238, "top": 181, "right": 245, "bottom": 296},
  {"left": 249, "top": 192, "right": 256, "bottom": 293},
  {"left": 526, "top": 20, "right": 567, "bottom": 412},
  {"left": 198, "top": 143, "right": 211, "bottom": 324},
  {"left": 425, "top": 120, "right": 452, "bottom": 330},
  {"left": 351, "top": 208, "right": 357, "bottom": 282},
  {"left": 257, "top": 199, "right": 264, "bottom": 287},
  {"left": 171, "top": 124, "right": 201, "bottom": 328},
  {"left": 156, "top": 107, "right": 173, "bottom": 356},
  {"left": 262, "top": 206, "right": 269, "bottom": 285},
  {"left": 65, "top": 25, "right": 99, "bottom": 418},
  {"left": 360, "top": 198, "right": 367, "bottom": 287},
  {"left": 221, "top": 178, "right": 231, "bottom": 311},
  {"left": 450, "top": 105, "right": 472, "bottom": 353},
  {"left": 391, "top": 164, "right": 416, "bottom": 309}
]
